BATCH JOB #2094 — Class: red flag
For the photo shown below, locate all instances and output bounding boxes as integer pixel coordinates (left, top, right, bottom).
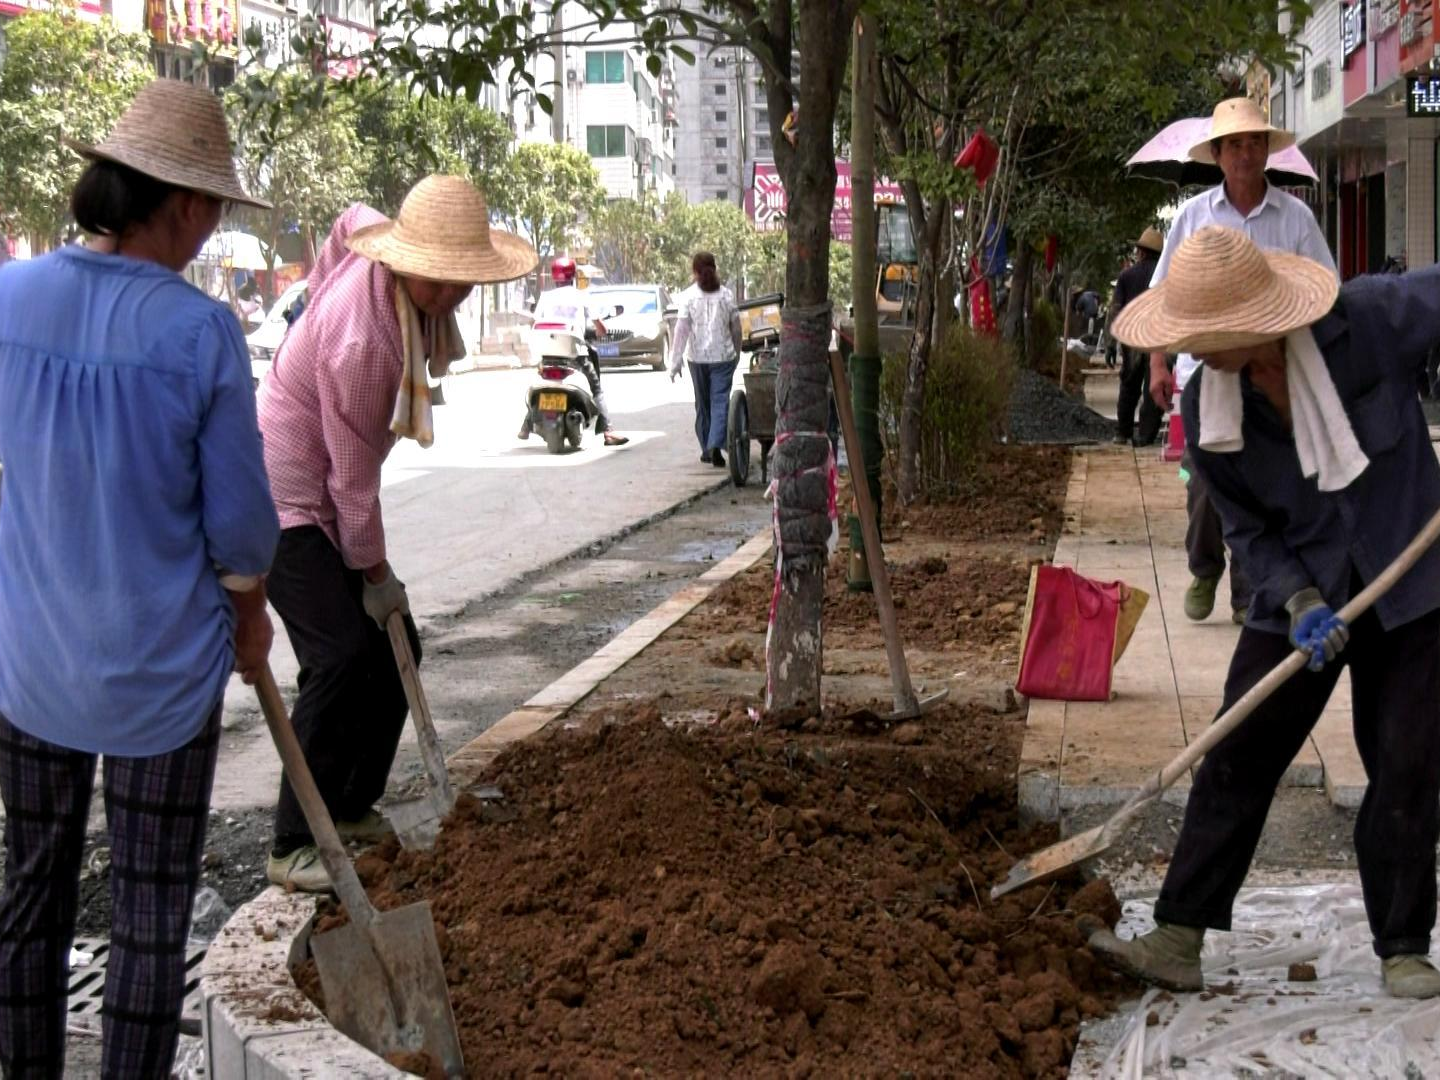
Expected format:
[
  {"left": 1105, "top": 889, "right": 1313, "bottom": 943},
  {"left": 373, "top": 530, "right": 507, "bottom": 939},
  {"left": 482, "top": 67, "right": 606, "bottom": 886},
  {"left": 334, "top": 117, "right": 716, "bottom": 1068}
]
[
  {"left": 968, "top": 257, "right": 997, "bottom": 336},
  {"left": 954, "top": 128, "right": 1000, "bottom": 188},
  {"left": 1044, "top": 234, "right": 1059, "bottom": 273}
]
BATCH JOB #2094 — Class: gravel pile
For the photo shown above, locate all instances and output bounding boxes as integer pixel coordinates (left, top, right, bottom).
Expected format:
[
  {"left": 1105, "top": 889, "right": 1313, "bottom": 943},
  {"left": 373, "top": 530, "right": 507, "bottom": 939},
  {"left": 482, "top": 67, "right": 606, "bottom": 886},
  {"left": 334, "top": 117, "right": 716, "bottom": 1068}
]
[{"left": 1007, "top": 368, "right": 1115, "bottom": 445}]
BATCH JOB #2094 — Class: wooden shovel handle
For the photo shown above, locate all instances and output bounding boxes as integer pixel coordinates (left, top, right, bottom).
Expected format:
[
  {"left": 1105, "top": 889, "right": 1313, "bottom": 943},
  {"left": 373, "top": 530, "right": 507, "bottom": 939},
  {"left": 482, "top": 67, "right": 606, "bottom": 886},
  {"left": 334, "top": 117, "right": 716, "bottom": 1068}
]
[
  {"left": 254, "top": 665, "right": 378, "bottom": 927},
  {"left": 1111, "top": 504, "right": 1440, "bottom": 835},
  {"left": 386, "top": 612, "right": 455, "bottom": 815}
]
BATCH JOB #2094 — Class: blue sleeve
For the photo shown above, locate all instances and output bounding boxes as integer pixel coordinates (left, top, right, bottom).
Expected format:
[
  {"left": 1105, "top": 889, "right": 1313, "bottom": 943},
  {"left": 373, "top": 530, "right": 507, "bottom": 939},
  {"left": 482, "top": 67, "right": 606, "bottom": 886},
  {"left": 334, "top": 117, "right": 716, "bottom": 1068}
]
[
  {"left": 1182, "top": 378, "right": 1311, "bottom": 611},
  {"left": 194, "top": 310, "right": 279, "bottom": 578},
  {"left": 1337, "top": 264, "right": 1440, "bottom": 382}
]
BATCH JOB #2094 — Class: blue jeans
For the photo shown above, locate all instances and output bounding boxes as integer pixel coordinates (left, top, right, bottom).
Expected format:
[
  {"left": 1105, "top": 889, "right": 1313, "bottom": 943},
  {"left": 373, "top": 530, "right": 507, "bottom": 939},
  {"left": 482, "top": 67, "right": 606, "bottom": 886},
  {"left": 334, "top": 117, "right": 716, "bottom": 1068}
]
[{"left": 690, "top": 359, "right": 738, "bottom": 453}]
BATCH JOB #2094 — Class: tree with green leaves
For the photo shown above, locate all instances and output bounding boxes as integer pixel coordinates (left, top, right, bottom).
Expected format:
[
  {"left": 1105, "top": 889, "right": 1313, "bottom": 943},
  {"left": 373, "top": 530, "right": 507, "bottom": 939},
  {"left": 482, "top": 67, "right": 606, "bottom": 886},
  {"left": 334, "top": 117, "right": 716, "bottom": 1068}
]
[
  {"left": 492, "top": 141, "right": 605, "bottom": 273},
  {"left": 589, "top": 192, "right": 667, "bottom": 285},
  {"left": 0, "top": 6, "right": 151, "bottom": 249}
]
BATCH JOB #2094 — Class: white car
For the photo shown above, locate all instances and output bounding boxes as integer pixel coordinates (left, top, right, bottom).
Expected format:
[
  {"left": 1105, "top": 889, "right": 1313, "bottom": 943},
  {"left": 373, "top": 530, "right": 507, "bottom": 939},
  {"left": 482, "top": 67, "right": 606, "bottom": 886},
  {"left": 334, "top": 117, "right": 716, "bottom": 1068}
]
[
  {"left": 586, "top": 284, "right": 675, "bottom": 370},
  {"left": 247, "top": 279, "right": 308, "bottom": 385}
]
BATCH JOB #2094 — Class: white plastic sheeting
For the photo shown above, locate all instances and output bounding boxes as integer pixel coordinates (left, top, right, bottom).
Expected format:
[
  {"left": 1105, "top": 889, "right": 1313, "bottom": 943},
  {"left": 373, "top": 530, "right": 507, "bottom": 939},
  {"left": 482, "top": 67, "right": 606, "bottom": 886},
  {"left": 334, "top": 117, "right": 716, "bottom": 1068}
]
[{"left": 1071, "top": 884, "right": 1440, "bottom": 1078}]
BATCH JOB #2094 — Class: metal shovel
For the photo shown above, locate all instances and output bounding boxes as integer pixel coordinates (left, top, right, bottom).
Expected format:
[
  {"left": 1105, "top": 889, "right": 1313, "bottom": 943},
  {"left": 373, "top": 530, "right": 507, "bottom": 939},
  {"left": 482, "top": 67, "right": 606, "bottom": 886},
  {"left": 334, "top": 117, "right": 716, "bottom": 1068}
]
[
  {"left": 829, "top": 350, "right": 947, "bottom": 720},
  {"left": 992, "top": 504, "right": 1440, "bottom": 900},
  {"left": 382, "top": 611, "right": 457, "bottom": 849},
  {"left": 254, "top": 666, "right": 465, "bottom": 1075}
]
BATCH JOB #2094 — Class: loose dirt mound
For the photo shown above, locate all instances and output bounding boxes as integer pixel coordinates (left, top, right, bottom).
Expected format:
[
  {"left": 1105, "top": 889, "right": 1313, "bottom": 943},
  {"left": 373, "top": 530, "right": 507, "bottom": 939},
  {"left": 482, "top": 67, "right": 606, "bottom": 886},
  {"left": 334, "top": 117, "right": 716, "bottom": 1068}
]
[{"left": 308, "top": 702, "right": 1133, "bottom": 1077}]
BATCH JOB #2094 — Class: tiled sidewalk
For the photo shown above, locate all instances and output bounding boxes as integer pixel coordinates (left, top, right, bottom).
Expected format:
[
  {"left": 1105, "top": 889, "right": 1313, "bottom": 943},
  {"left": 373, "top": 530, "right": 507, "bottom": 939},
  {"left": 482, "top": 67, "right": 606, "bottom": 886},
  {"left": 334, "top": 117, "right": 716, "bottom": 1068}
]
[{"left": 1017, "top": 444, "right": 1365, "bottom": 821}]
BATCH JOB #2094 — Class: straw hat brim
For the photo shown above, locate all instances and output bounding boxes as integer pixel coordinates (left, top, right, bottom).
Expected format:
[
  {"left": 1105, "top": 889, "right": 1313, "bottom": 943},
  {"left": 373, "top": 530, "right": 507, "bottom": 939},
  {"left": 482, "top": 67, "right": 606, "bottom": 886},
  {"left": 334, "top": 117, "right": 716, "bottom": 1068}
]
[
  {"left": 66, "top": 138, "right": 273, "bottom": 211},
  {"left": 346, "top": 220, "right": 538, "bottom": 284},
  {"left": 1112, "top": 250, "right": 1337, "bottom": 355},
  {"left": 1188, "top": 124, "right": 1296, "bottom": 164}
]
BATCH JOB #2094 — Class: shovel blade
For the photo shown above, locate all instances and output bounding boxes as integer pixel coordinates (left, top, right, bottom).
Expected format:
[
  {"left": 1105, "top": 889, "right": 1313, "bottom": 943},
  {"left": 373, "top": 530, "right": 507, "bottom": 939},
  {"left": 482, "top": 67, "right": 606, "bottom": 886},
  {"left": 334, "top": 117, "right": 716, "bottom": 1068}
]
[
  {"left": 388, "top": 795, "right": 442, "bottom": 850},
  {"left": 312, "top": 900, "right": 464, "bottom": 1077},
  {"left": 990, "top": 822, "right": 1112, "bottom": 900}
]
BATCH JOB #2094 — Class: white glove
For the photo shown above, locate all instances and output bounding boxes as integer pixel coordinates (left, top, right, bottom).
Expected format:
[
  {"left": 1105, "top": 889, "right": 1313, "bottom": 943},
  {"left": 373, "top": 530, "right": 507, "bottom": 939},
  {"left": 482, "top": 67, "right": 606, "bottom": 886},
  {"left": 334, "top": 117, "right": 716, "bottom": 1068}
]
[{"left": 362, "top": 568, "right": 409, "bottom": 627}]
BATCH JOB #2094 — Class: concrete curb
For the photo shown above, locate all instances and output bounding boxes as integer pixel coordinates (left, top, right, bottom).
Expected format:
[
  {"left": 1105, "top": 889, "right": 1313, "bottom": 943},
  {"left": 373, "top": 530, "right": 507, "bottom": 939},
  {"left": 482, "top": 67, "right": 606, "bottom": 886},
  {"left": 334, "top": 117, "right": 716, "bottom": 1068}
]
[{"left": 203, "top": 527, "right": 774, "bottom": 1074}]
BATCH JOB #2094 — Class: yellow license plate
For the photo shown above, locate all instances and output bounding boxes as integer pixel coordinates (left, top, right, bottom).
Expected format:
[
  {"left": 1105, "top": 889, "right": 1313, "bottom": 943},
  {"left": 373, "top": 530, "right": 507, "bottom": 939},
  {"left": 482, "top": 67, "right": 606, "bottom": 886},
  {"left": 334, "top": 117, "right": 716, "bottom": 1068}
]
[{"left": 538, "top": 392, "right": 569, "bottom": 411}]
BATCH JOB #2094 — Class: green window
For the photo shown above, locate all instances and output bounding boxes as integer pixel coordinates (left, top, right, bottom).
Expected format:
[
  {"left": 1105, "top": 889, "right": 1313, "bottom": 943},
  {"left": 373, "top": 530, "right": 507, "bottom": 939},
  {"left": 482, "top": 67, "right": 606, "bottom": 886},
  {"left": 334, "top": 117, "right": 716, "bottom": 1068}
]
[
  {"left": 585, "top": 50, "right": 626, "bottom": 84},
  {"left": 586, "top": 125, "right": 629, "bottom": 157}
]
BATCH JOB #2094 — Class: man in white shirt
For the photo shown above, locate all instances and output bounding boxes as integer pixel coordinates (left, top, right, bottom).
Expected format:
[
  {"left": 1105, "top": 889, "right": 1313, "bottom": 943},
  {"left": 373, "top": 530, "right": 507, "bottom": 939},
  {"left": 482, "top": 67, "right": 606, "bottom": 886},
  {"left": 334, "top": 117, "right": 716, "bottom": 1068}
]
[{"left": 1147, "top": 98, "right": 1337, "bottom": 625}]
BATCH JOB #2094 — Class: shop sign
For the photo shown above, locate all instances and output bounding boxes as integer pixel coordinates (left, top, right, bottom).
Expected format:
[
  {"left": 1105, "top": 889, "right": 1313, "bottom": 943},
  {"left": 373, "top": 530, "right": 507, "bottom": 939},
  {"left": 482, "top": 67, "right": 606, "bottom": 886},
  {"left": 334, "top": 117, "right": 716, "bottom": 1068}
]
[
  {"left": 147, "top": 0, "right": 241, "bottom": 55},
  {"left": 241, "top": 4, "right": 296, "bottom": 67},
  {"left": 1407, "top": 72, "right": 1440, "bottom": 114},
  {"left": 1368, "top": 0, "right": 1400, "bottom": 40},
  {"left": 1342, "top": 1, "right": 1367, "bottom": 61},
  {"left": 747, "top": 161, "right": 903, "bottom": 242},
  {"left": 1400, "top": 9, "right": 1421, "bottom": 46},
  {"left": 1313, "top": 58, "right": 1335, "bottom": 99},
  {"left": 320, "top": 16, "right": 373, "bottom": 77}
]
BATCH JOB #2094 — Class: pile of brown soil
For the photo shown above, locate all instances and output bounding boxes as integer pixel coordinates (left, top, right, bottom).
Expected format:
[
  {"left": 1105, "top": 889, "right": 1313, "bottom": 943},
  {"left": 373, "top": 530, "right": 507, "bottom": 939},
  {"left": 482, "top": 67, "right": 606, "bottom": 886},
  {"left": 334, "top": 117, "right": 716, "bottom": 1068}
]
[{"left": 306, "top": 700, "right": 1132, "bottom": 1077}]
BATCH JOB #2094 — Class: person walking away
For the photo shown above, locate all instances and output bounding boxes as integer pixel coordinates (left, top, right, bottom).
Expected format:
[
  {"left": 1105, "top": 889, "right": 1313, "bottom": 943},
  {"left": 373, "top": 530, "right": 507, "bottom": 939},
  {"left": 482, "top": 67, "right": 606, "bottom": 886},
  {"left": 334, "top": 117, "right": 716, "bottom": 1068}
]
[
  {"left": 1146, "top": 98, "right": 1337, "bottom": 625},
  {"left": 258, "top": 176, "right": 537, "bottom": 892},
  {"left": 668, "top": 252, "right": 742, "bottom": 467},
  {"left": 1094, "top": 226, "right": 1440, "bottom": 1000},
  {"left": 0, "top": 80, "right": 279, "bottom": 1077},
  {"left": 1107, "top": 227, "right": 1166, "bottom": 445},
  {"left": 524, "top": 256, "right": 629, "bottom": 446}
]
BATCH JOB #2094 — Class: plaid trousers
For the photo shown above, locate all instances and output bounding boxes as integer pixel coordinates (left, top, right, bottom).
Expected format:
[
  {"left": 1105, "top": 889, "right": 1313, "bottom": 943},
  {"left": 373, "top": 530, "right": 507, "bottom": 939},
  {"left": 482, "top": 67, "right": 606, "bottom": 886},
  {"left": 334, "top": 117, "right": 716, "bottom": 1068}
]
[{"left": 0, "top": 707, "right": 220, "bottom": 1079}]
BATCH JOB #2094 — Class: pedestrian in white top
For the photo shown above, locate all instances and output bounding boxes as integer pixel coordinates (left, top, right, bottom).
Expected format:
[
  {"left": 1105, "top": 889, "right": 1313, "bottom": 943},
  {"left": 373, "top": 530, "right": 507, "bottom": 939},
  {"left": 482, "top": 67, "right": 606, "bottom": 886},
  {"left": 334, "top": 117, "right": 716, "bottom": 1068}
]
[
  {"left": 1146, "top": 97, "right": 1337, "bottom": 627},
  {"left": 669, "top": 251, "right": 741, "bottom": 467}
]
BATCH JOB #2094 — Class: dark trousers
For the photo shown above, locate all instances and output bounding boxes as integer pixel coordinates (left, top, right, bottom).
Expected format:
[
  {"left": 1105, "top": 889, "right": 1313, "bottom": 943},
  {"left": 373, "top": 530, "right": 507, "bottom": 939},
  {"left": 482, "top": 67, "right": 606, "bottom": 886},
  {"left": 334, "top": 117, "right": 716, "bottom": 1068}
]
[
  {"left": 689, "top": 359, "right": 738, "bottom": 453},
  {"left": 1155, "top": 609, "right": 1440, "bottom": 957},
  {"left": 267, "top": 526, "right": 420, "bottom": 851},
  {"left": 1183, "top": 453, "right": 1252, "bottom": 610},
  {"left": 1115, "top": 348, "right": 1163, "bottom": 444},
  {"left": 0, "top": 707, "right": 220, "bottom": 1079},
  {"left": 573, "top": 352, "right": 610, "bottom": 434}
]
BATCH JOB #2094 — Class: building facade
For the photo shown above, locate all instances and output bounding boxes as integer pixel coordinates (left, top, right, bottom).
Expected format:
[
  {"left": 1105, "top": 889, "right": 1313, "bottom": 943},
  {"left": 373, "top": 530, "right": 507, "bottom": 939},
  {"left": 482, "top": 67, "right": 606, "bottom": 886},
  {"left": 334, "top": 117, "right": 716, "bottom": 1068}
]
[{"left": 672, "top": 39, "right": 769, "bottom": 205}]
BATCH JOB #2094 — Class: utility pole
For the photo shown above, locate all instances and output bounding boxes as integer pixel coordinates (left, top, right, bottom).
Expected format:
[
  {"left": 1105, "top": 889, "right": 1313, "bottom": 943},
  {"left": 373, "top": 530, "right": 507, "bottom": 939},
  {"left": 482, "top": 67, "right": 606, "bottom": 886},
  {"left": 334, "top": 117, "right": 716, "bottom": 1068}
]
[
  {"left": 734, "top": 47, "right": 746, "bottom": 208},
  {"left": 846, "top": 10, "right": 882, "bottom": 591},
  {"left": 550, "top": 2, "right": 565, "bottom": 146}
]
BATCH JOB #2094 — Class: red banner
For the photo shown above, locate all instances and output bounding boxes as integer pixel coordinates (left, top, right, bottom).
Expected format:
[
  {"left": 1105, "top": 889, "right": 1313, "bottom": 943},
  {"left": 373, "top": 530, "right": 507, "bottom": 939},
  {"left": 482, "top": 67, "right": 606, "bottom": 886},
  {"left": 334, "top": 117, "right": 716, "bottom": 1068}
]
[{"left": 745, "top": 160, "right": 903, "bottom": 242}]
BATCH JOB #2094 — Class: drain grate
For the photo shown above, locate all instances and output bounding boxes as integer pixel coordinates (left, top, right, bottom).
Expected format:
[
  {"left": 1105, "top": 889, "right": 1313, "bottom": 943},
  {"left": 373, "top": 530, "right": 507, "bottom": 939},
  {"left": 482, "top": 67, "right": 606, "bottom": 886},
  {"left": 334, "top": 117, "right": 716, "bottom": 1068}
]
[{"left": 69, "top": 937, "right": 207, "bottom": 1022}]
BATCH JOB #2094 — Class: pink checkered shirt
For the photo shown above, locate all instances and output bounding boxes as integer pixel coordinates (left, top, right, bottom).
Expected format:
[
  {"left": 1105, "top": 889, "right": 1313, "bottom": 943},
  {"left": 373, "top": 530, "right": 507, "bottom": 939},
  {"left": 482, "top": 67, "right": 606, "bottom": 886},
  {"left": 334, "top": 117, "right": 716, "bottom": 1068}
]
[{"left": 257, "top": 205, "right": 402, "bottom": 570}]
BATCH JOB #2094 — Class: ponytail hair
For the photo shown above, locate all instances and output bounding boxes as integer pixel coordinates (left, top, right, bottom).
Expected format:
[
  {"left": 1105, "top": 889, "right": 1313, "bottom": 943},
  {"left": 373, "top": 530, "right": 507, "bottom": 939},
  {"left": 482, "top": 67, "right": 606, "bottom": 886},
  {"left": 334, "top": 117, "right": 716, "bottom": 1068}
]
[{"left": 692, "top": 251, "right": 720, "bottom": 293}]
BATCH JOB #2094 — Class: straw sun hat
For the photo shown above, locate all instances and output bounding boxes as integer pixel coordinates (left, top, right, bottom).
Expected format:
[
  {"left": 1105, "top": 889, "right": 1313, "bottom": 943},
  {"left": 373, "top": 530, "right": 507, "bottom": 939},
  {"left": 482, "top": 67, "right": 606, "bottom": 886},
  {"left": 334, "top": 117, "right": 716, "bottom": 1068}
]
[
  {"left": 1189, "top": 97, "right": 1296, "bottom": 165},
  {"left": 1111, "top": 226, "right": 1337, "bottom": 355},
  {"left": 347, "top": 176, "right": 538, "bottom": 285},
  {"left": 68, "top": 79, "right": 270, "bottom": 209},
  {"left": 1137, "top": 227, "right": 1164, "bottom": 254}
]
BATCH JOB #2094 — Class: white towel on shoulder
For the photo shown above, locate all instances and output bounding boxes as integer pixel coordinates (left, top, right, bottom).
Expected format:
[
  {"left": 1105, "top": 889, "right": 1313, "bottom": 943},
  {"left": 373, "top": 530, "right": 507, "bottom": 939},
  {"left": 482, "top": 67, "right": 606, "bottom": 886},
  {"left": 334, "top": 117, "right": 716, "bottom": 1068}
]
[{"left": 1197, "top": 327, "right": 1369, "bottom": 492}]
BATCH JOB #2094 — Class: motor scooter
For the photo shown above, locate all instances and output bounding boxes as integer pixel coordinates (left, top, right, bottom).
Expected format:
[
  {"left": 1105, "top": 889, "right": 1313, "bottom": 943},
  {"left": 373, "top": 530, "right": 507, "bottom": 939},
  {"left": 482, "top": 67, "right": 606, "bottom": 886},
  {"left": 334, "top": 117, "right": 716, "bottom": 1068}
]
[{"left": 524, "top": 322, "right": 601, "bottom": 453}]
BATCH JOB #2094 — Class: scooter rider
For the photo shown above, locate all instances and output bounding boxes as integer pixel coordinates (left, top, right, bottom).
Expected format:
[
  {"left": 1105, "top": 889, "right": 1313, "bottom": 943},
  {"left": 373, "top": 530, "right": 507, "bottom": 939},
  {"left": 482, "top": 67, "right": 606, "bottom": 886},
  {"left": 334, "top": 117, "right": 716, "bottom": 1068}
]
[{"left": 521, "top": 257, "right": 628, "bottom": 446}]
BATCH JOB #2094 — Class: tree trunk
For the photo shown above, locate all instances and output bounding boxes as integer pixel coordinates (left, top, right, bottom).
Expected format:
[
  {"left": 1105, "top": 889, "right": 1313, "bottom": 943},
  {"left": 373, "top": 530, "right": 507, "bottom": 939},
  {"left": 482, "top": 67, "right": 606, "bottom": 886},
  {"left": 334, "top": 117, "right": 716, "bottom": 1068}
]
[
  {"left": 1003, "top": 240, "right": 1032, "bottom": 345},
  {"left": 896, "top": 195, "right": 947, "bottom": 505},
  {"left": 765, "top": 0, "right": 855, "bottom": 718}
]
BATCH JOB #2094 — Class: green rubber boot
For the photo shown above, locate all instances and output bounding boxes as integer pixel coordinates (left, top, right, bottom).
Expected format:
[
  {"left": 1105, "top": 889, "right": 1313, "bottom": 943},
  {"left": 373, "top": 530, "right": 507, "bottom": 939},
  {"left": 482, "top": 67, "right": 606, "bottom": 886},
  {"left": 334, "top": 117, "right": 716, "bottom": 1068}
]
[
  {"left": 1184, "top": 576, "right": 1219, "bottom": 621},
  {"left": 1383, "top": 955, "right": 1440, "bottom": 999},
  {"left": 1085, "top": 921, "right": 1205, "bottom": 992}
]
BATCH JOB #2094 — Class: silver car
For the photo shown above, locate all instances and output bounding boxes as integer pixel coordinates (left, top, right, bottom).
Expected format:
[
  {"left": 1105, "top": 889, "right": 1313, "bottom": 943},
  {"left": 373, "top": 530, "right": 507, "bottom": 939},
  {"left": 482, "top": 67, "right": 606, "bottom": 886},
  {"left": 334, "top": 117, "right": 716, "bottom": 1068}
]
[{"left": 586, "top": 284, "right": 675, "bottom": 370}]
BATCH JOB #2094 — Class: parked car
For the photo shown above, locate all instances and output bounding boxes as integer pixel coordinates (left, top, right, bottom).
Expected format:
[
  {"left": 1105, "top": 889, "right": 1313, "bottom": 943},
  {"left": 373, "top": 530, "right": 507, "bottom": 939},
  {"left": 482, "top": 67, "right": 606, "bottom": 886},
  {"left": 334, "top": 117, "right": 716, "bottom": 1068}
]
[
  {"left": 247, "top": 279, "right": 308, "bottom": 385},
  {"left": 586, "top": 284, "right": 675, "bottom": 370}
]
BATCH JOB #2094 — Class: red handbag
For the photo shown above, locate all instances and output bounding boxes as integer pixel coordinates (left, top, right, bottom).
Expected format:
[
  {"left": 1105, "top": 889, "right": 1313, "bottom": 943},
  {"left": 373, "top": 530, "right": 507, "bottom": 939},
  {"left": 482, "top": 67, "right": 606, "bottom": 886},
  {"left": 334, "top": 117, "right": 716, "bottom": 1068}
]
[{"left": 1016, "top": 566, "right": 1126, "bottom": 701}]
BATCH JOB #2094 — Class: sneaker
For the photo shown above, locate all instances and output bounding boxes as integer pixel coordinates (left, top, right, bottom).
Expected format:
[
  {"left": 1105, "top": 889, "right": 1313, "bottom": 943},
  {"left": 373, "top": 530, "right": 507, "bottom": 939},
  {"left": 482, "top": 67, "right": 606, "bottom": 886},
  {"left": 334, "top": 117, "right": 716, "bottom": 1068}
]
[
  {"left": 711, "top": 448, "right": 726, "bottom": 468},
  {"left": 335, "top": 809, "right": 395, "bottom": 844},
  {"left": 1383, "top": 955, "right": 1440, "bottom": 999},
  {"left": 266, "top": 845, "right": 332, "bottom": 894},
  {"left": 1084, "top": 920, "right": 1205, "bottom": 992},
  {"left": 700, "top": 450, "right": 712, "bottom": 464},
  {"left": 1184, "top": 576, "right": 1219, "bottom": 621},
  {"left": 1231, "top": 607, "right": 1248, "bottom": 625}
]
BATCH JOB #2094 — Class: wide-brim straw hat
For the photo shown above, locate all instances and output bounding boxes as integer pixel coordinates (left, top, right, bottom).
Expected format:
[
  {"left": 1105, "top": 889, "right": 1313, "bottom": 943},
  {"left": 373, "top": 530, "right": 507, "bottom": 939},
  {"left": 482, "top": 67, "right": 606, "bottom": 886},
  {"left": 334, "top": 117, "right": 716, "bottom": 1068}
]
[
  {"left": 1189, "top": 97, "right": 1296, "bottom": 164},
  {"left": 1112, "top": 226, "right": 1337, "bottom": 354},
  {"left": 1137, "top": 226, "right": 1164, "bottom": 254},
  {"left": 68, "top": 79, "right": 270, "bottom": 210},
  {"left": 347, "top": 175, "right": 537, "bottom": 284}
]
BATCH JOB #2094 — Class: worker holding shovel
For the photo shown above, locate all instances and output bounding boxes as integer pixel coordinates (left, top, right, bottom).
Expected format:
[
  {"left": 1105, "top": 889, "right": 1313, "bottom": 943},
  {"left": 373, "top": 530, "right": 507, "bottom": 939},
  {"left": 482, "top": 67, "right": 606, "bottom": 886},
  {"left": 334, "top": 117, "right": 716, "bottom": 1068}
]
[
  {"left": 0, "top": 82, "right": 278, "bottom": 1075},
  {"left": 1089, "top": 226, "right": 1440, "bottom": 999},
  {"left": 258, "top": 176, "right": 536, "bottom": 892}
]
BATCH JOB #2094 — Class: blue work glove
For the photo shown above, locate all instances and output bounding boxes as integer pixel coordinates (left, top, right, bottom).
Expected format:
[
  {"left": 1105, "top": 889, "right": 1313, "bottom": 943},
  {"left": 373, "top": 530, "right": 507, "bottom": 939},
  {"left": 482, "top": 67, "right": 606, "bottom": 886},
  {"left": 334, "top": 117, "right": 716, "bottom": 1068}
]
[{"left": 1285, "top": 587, "right": 1349, "bottom": 672}]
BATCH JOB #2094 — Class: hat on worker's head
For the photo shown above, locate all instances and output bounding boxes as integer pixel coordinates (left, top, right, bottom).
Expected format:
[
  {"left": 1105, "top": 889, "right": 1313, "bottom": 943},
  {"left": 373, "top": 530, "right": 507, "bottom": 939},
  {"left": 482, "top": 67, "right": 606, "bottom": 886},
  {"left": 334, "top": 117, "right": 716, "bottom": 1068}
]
[
  {"left": 1188, "top": 97, "right": 1295, "bottom": 164},
  {"left": 1136, "top": 227, "right": 1164, "bottom": 255},
  {"left": 1111, "top": 226, "right": 1337, "bottom": 355},
  {"left": 347, "top": 175, "right": 538, "bottom": 285},
  {"left": 67, "top": 79, "right": 270, "bottom": 209}
]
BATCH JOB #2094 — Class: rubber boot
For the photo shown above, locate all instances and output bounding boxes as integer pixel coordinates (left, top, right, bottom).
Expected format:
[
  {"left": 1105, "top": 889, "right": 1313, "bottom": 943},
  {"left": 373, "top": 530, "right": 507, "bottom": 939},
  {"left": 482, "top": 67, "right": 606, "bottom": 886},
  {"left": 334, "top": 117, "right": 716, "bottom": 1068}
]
[
  {"left": 1184, "top": 576, "right": 1219, "bottom": 621},
  {"left": 1085, "top": 921, "right": 1205, "bottom": 992},
  {"left": 1383, "top": 955, "right": 1440, "bottom": 999}
]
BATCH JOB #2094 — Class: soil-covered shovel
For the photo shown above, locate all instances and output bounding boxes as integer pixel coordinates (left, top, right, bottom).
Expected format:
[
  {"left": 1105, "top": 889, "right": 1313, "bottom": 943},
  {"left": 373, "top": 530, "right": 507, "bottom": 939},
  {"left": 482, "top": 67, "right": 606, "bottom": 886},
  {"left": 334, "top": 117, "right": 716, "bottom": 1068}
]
[
  {"left": 829, "top": 350, "right": 947, "bottom": 721},
  {"left": 383, "top": 612, "right": 456, "bottom": 850},
  {"left": 993, "top": 505, "right": 1440, "bottom": 900},
  {"left": 254, "top": 665, "right": 465, "bottom": 1076}
]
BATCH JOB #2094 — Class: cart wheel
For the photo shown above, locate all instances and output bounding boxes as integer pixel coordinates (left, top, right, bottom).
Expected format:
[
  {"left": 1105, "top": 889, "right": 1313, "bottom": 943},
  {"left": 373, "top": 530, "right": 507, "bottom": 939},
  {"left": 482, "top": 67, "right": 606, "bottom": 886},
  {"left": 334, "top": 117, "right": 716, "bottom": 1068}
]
[
  {"left": 760, "top": 438, "right": 774, "bottom": 485},
  {"left": 728, "top": 390, "right": 751, "bottom": 487}
]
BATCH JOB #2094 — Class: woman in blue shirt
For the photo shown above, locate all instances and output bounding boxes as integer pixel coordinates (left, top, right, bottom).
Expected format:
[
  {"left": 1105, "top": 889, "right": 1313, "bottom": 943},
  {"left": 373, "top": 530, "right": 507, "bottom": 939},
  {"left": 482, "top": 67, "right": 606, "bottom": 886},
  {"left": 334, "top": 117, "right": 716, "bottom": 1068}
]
[{"left": 0, "top": 81, "right": 278, "bottom": 1076}]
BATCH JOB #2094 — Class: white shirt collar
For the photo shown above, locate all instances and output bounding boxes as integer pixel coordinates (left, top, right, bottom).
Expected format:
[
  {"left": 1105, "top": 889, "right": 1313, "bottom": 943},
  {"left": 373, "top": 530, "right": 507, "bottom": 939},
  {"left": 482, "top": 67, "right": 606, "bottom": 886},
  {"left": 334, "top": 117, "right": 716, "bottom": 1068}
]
[{"left": 1212, "top": 180, "right": 1275, "bottom": 221}]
